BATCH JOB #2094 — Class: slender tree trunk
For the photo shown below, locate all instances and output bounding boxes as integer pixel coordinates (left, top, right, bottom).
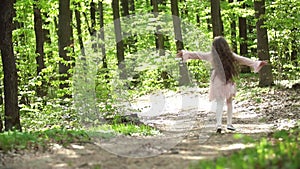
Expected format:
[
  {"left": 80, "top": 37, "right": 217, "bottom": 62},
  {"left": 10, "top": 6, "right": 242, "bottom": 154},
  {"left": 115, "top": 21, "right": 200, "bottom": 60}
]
[
  {"left": 112, "top": 0, "right": 126, "bottom": 79},
  {"left": 171, "top": 0, "right": 190, "bottom": 86},
  {"left": 0, "top": 83, "right": 3, "bottom": 131},
  {"left": 58, "top": 0, "right": 73, "bottom": 91},
  {"left": 120, "top": 0, "right": 129, "bottom": 16},
  {"left": 238, "top": 0, "right": 247, "bottom": 56},
  {"left": 99, "top": 0, "right": 107, "bottom": 69},
  {"left": 211, "top": 0, "right": 223, "bottom": 37},
  {"left": 128, "top": 0, "right": 135, "bottom": 14},
  {"left": 128, "top": 0, "right": 138, "bottom": 53},
  {"left": 254, "top": 0, "right": 273, "bottom": 86},
  {"left": 34, "top": 0, "right": 47, "bottom": 97},
  {"left": 75, "top": 4, "right": 85, "bottom": 56},
  {"left": 90, "top": 1, "right": 96, "bottom": 36},
  {"left": 291, "top": 28, "right": 298, "bottom": 65},
  {"left": 153, "top": 0, "right": 165, "bottom": 56},
  {"left": 0, "top": 0, "right": 21, "bottom": 131},
  {"left": 228, "top": 0, "right": 237, "bottom": 53},
  {"left": 238, "top": 0, "right": 250, "bottom": 73},
  {"left": 248, "top": 17, "right": 256, "bottom": 54}
]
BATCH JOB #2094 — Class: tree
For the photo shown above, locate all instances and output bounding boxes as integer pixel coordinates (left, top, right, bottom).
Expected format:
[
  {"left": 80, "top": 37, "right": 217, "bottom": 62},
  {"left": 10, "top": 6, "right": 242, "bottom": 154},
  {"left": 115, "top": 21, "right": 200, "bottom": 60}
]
[
  {"left": 228, "top": 0, "right": 237, "bottom": 53},
  {"left": 0, "top": 0, "right": 21, "bottom": 131},
  {"left": 33, "top": 0, "right": 46, "bottom": 97},
  {"left": 238, "top": 0, "right": 248, "bottom": 56},
  {"left": 211, "top": 0, "right": 223, "bottom": 37},
  {"left": 171, "top": 0, "right": 190, "bottom": 86},
  {"left": 238, "top": 0, "right": 250, "bottom": 73},
  {"left": 254, "top": 0, "right": 273, "bottom": 86},
  {"left": 152, "top": 0, "right": 165, "bottom": 56},
  {"left": 58, "top": 0, "right": 73, "bottom": 91},
  {"left": 90, "top": 1, "right": 96, "bottom": 37},
  {"left": 98, "top": 0, "right": 107, "bottom": 69},
  {"left": 112, "top": 0, "right": 126, "bottom": 79},
  {"left": 74, "top": 3, "right": 85, "bottom": 56}
]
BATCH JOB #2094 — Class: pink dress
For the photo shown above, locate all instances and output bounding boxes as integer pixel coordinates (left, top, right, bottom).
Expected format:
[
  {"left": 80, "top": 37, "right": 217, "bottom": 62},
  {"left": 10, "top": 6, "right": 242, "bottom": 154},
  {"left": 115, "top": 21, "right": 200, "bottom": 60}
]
[{"left": 182, "top": 50, "right": 265, "bottom": 101}]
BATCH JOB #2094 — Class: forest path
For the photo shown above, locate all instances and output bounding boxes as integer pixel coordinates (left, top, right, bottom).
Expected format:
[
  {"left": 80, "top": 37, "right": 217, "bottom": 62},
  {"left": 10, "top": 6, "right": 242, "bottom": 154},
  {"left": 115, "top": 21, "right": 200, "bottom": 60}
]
[{"left": 2, "top": 87, "right": 299, "bottom": 169}]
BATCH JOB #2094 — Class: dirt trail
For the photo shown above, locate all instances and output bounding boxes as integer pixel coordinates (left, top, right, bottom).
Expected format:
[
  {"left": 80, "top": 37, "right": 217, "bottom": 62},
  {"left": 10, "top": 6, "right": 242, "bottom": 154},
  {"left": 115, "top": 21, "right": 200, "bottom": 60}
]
[{"left": 1, "top": 87, "right": 299, "bottom": 169}]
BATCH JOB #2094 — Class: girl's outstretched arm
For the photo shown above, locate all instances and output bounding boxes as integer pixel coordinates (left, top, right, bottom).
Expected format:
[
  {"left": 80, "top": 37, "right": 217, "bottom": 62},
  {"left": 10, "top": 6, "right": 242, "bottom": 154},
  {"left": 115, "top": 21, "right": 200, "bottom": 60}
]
[
  {"left": 232, "top": 53, "right": 267, "bottom": 72},
  {"left": 177, "top": 50, "right": 212, "bottom": 62}
]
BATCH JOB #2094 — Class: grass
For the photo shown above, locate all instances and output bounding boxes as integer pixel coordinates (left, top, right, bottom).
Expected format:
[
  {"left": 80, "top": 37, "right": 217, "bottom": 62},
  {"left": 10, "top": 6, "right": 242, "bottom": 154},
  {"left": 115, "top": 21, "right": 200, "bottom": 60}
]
[
  {"left": 0, "top": 121, "right": 159, "bottom": 152},
  {"left": 87, "top": 123, "right": 160, "bottom": 138},
  {"left": 190, "top": 122, "right": 300, "bottom": 169},
  {"left": 0, "top": 128, "right": 89, "bottom": 152}
]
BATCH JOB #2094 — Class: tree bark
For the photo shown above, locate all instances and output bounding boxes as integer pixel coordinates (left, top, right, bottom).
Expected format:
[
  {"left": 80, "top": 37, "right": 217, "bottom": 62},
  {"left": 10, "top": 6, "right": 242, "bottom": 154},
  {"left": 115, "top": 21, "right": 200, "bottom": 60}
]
[
  {"left": 228, "top": 0, "right": 237, "bottom": 53},
  {"left": 0, "top": 0, "right": 21, "bottom": 131},
  {"left": 99, "top": 0, "right": 107, "bottom": 69},
  {"left": 120, "top": 0, "right": 129, "bottom": 16},
  {"left": 171, "top": 0, "right": 190, "bottom": 86},
  {"left": 128, "top": 0, "right": 135, "bottom": 14},
  {"left": 254, "top": 0, "right": 273, "bottom": 86},
  {"left": 58, "top": 0, "right": 73, "bottom": 90},
  {"left": 90, "top": 1, "right": 96, "bottom": 36},
  {"left": 33, "top": 0, "right": 47, "bottom": 97},
  {"left": 153, "top": 0, "right": 165, "bottom": 56},
  {"left": 112, "top": 0, "right": 126, "bottom": 79},
  {"left": 211, "top": 0, "right": 223, "bottom": 37},
  {"left": 75, "top": 3, "right": 85, "bottom": 56},
  {"left": 238, "top": 0, "right": 247, "bottom": 56}
]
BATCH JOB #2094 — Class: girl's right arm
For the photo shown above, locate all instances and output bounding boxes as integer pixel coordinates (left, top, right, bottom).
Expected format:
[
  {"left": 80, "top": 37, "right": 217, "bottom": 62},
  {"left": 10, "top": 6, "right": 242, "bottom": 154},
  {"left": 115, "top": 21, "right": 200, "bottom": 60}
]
[{"left": 178, "top": 50, "right": 211, "bottom": 62}]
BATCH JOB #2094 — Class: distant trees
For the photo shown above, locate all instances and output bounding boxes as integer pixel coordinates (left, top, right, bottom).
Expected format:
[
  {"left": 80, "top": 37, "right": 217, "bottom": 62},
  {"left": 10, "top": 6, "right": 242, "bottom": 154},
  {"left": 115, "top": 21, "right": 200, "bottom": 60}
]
[{"left": 1, "top": 0, "right": 298, "bottom": 131}]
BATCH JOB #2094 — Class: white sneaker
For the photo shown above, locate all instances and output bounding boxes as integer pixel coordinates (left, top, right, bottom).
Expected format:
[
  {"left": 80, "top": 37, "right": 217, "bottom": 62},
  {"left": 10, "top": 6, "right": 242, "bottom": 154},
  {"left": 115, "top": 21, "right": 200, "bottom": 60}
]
[
  {"left": 227, "top": 125, "right": 236, "bottom": 131},
  {"left": 216, "top": 125, "right": 222, "bottom": 134}
]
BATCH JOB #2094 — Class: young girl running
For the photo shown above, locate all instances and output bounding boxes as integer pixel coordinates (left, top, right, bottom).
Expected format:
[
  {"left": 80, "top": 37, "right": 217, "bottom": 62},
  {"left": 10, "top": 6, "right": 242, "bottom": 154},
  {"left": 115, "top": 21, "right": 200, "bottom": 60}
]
[{"left": 177, "top": 36, "right": 267, "bottom": 133}]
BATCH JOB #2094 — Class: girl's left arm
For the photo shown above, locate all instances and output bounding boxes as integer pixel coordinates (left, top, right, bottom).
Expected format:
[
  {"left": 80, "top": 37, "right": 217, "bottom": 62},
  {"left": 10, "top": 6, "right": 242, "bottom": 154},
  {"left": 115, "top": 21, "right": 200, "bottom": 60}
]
[{"left": 233, "top": 53, "right": 267, "bottom": 72}]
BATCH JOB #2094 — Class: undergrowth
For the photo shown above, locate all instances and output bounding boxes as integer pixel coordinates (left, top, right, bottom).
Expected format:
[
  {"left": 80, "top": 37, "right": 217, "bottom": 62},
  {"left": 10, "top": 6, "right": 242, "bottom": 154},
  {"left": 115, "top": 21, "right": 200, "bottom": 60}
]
[{"left": 190, "top": 122, "right": 300, "bottom": 169}]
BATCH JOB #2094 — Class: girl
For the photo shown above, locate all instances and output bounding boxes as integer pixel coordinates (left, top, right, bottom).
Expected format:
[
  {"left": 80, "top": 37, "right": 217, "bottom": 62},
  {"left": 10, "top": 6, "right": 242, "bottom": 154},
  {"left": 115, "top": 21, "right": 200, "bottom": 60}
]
[{"left": 177, "top": 36, "right": 267, "bottom": 133}]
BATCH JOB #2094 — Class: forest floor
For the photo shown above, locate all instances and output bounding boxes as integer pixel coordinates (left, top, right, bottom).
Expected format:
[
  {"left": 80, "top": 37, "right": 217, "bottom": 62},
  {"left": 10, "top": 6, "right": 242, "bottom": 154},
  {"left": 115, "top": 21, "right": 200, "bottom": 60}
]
[{"left": 1, "top": 85, "right": 299, "bottom": 169}]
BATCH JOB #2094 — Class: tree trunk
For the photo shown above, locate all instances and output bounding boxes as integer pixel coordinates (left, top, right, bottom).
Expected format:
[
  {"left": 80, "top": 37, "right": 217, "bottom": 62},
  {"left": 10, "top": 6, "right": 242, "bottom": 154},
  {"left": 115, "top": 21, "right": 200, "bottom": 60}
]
[
  {"left": 99, "top": 0, "right": 107, "bottom": 69},
  {"left": 34, "top": 0, "right": 47, "bottom": 97},
  {"left": 112, "top": 0, "right": 126, "bottom": 79},
  {"left": 120, "top": 0, "right": 129, "bottom": 16},
  {"left": 238, "top": 0, "right": 250, "bottom": 73},
  {"left": 58, "top": 0, "right": 73, "bottom": 90},
  {"left": 128, "top": 0, "right": 135, "bottom": 14},
  {"left": 228, "top": 0, "right": 237, "bottom": 53},
  {"left": 153, "top": 0, "right": 165, "bottom": 56},
  {"left": 211, "top": 0, "right": 223, "bottom": 37},
  {"left": 90, "top": 1, "right": 96, "bottom": 36},
  {"left": 254, "top": 0, "right": 273, "bottom": 86},
  {"left": 291, "top": 28, "right": 298, "bottom": 65},
  {"left": 75, "top": 3, "right": 85, "bottom": 56},
  {"left": 0, "top": 0, "right": 21, "bottom": 131},
  {"left": 171, "top": 0, "right": 190, "bottom": 86}
]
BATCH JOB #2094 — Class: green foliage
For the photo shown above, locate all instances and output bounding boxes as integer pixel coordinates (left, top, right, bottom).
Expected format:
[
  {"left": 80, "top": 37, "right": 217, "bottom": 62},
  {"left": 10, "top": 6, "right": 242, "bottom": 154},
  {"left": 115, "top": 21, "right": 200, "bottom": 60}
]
[
  {"left": 0, "top": 0, "right": 298, "bottom": 147},
  {"left": 0, "top": 129, "right": 89, "bottom": 152},
  {"left": 87, "top": 123, "right": 159, "bottom": 137},
  {"left": 190, "top": 123, "right": 300, "bottom": 169}
]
